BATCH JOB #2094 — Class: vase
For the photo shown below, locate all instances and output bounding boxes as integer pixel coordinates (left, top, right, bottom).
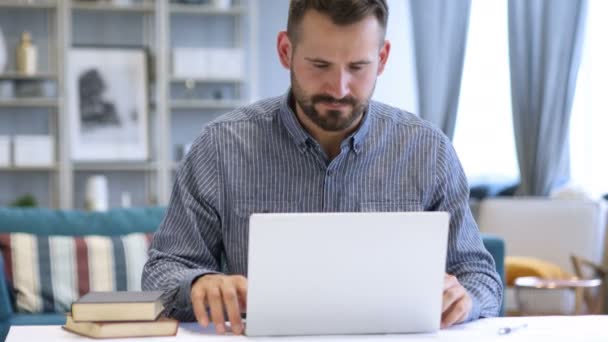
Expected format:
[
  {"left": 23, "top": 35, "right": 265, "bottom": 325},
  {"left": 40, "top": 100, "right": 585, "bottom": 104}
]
[{"left": 85, "top": 175, "right": 109, "bottom": 211}]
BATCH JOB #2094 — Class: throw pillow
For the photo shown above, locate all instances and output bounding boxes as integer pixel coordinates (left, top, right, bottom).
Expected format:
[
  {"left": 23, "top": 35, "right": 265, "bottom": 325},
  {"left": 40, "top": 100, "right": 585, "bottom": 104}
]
[
  {"left": 0, "top": 232, "right": 153, "bottom": 313},
  {"left": 505, "top": 256, "right": 573, "bottom": 286}
]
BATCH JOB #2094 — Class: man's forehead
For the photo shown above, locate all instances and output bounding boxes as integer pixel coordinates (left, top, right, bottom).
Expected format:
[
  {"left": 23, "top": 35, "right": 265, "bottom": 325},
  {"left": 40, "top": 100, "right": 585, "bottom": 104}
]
[{"left": 296, "top": 10, "right": 384, "bottom": 42}]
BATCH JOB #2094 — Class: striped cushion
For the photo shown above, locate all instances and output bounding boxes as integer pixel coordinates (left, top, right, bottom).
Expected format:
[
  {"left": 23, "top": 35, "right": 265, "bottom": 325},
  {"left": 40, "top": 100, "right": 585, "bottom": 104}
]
[{"left": 0, "top": 232, "right": 153, "bottom": 313}]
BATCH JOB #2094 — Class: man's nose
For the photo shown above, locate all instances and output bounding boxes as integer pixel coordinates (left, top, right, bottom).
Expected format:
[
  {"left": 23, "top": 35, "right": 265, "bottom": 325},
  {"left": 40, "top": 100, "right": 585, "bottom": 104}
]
[{"left": 325, "top": 69, "right": 350, "bottom": 100}]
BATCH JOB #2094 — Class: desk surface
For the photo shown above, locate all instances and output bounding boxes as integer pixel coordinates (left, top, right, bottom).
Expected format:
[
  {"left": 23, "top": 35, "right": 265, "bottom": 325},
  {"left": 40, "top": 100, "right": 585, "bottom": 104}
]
[{"left": 7, "top": 315, "right": 608, "bottom": 341}]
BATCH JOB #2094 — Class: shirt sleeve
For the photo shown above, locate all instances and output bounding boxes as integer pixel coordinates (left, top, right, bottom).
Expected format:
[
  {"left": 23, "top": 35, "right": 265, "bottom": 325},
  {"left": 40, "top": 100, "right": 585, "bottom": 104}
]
[
  {"left": 430, "top": 134, "right": 503, "bottom": 321},
  {"left": 142, "top": 127, "right": 223, "bottom": 322}
]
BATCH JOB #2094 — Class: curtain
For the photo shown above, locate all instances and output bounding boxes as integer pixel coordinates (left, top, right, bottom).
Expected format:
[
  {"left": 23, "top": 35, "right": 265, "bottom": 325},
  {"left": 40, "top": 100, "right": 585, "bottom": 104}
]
[
  {"left": 508, "top": 0, "right": 587, "bottom": 196},
  {"left": 409, "top": 0, "right": 471, "bottom": 139}
]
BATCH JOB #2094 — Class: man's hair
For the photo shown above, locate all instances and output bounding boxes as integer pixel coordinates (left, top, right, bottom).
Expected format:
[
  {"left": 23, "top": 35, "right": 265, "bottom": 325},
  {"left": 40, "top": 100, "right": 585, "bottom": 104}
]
[{"left": 287, "top": 0, "right": 389, "bottom": 45}]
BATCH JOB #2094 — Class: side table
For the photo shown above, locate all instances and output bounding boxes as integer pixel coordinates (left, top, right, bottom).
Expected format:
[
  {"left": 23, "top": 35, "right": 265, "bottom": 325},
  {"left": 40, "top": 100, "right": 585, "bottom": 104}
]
[{"left": 514, "top": 276, "right": 602, "bottom": 315}]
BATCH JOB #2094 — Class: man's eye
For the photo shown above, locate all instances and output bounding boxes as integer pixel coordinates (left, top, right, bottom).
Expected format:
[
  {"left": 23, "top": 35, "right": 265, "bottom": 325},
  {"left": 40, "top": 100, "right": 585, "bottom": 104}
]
[
  {"left": 350, "top": 65, "right": 363, "bottom": 71},
  {"left": 314, "top": 64, "right": 329, "bottom": 69}
]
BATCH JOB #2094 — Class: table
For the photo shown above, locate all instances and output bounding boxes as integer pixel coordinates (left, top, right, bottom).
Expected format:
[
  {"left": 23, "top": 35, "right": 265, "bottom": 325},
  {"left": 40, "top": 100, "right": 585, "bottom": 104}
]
[
  {"left": 514, "top": 276, "right": 603, "bottom": 314},
  {"left": 7, "top": 315, "right": 608, "bottom": 341}
]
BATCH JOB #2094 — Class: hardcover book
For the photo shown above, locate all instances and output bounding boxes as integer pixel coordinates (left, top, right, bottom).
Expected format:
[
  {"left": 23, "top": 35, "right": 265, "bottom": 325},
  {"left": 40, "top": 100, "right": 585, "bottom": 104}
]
[
  {"left": 71, "top": 291, "right": 164, "bottom": 322},
  {"left": 63, "top": 314, "right": 178, "bottom": 339}
]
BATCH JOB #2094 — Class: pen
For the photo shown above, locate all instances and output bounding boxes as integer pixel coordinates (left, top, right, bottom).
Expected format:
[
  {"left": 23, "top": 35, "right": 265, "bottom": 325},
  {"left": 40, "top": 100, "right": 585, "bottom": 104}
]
[{"left": 497, "top": 323, "right": 528, "bottom": 335}]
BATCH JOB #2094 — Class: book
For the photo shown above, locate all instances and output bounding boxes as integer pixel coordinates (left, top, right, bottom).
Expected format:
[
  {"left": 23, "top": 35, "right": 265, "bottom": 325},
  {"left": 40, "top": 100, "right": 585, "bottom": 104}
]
[
  {"left": 71, "top": 291, "right": 165, "bottom": 322},
  {"left": 63, "top": 314, "right": 178, "bottom": 339}
]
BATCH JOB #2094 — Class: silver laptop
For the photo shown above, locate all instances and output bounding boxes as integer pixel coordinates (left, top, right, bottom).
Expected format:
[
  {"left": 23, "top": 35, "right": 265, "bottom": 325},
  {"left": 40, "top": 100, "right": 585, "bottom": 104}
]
[{"left": 245, "top": 211, "right": 450, "bottom": 336}]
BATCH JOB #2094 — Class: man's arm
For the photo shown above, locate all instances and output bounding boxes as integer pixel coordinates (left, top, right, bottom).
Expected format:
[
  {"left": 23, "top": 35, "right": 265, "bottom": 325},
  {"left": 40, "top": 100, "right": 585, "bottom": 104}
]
[
  {"left": 431, "top": 135, "right": 503, "bottom": 322},
  {"left": 142, "top": 130, "right": 223, "bottom": 321}
]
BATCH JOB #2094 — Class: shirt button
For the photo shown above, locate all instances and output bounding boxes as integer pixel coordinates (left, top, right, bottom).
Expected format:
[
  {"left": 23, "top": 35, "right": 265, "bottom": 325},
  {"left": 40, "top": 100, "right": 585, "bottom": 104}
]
[{"left": 327, "top": 170, "right": 334, "bottom": 176}]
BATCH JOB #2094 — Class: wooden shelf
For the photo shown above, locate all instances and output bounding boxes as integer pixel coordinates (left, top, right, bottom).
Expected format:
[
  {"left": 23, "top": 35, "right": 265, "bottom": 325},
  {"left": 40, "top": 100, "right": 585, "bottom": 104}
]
[
  {"left": 0, "top": 165, "right": 57, "bottom": 172},
  {"left": 170, "top": 99, "right": 244, "bottom": 110},
  {"left": 73, "top": 162, "right": 157, "bottom": 172},
  {"left": 0, "top": 0, "right": 57, "bottom": 9},
  {"left": 170, "top": 4, "right": 244, "bottom": 15},
  {"left": 71, "top": 0, "right": 154, "bottom": 13},
  {"left": 171, "top": 76, "right": 244, "bottom": 84},
  {"left": 0, "top": 98, "right": 60, "bottom": 108},
  {"left": 0, "top": 73, "right": 57, "bottom": 80}
]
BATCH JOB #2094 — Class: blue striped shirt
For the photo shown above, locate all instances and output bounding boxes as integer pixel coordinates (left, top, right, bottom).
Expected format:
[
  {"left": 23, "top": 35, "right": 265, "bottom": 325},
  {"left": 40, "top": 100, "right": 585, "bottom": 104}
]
[{"left": 142, "top": 92, "right": 503, "bottom": 322}]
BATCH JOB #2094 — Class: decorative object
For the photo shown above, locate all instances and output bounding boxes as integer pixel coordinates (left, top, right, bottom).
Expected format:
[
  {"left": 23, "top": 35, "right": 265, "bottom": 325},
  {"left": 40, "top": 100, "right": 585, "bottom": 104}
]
[
  {"left": 206, "top": 48, "right": 243, "bottom": 79},
  {"left": 15, "top": 80, "right": 56, "bottom": 98},
  {"left": 85, "top": 174, "right": 109, "bottom": 211},
  {"left": 16, "top": 31, "right": 38, "bottom": 75},
  {"left": 9, "top": 194, "right": 37, "bottom": 207},
  {"left": 120, "top": 191, "right": 132, "bottom": 208},
  {"left": 173, "top": 47, "right": 243, "bottom": 79},
  {"left": 0, "top": 25, "right": 6, "bottom": 72},
  {"left": 184, "top": 78, "right": 196, "bottom": 99},
  {"left": 15, "top": 80, "right": 42, "bottom": 97},
  {"left": 173, "top": 47, "right": 208, "bottom": 78},
  {"left": 68, "top": 47, "right": 148, "bottom": 161},
  {"left": 13, "top": 135, "right": 54, "bottom": 167},
  {"left": 0, "top": 135, "right": 10, "bottom": 167}
]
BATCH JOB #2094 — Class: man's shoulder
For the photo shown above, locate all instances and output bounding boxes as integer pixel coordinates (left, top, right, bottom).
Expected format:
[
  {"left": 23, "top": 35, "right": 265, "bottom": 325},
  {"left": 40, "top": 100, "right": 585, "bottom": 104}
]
[
  {"left": 370, "top": 101, "right": 446, "bottom": 140},
  {"left": 206, "top": 96, "right": 282, "bottom": 129}
]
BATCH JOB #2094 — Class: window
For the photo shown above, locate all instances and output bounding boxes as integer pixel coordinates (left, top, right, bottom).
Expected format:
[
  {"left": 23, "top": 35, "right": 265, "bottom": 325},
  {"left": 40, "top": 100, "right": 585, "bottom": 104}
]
[
  {"left": 569, "top": 0, "right": 608, "bottom": 199},
  {"left": 453, "top": 0, "right": 519, "bottom": 186}
]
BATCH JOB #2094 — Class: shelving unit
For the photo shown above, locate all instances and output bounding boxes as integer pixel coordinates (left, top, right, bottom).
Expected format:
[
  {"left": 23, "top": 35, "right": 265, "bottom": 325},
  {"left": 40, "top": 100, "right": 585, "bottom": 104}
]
[
  {"left": 0, "top": 0, "right": 60, "bottom": 208},
  {"left": 169, "top": 3, "right": 245, "bottom": 15},
  {"left": 0, "top": 0, "right": 256, "bottom": 209},
  {"left": 0, "top": 72, "right": 57, "bottom": 80},
  {"left": 73, "top": 162, "right": 157, "bottom": 172},
  {"left": 71, "top": 0, "right": 155, "bottom": 13},
  {"left": 0, "top": 0, "right": 57, "bottom": 9},
  {"left": 0, "top": 165, "right": 58, "bottom": 172},
  {"left": 170, "top": 99, "right": 244, "bottom": 109}
]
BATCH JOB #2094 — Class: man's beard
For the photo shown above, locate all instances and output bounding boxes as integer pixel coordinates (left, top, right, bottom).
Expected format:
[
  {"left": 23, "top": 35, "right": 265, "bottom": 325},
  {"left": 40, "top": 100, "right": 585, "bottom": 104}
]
[{"left": 291, "top": 69, "right": 371, "bottom": 132}]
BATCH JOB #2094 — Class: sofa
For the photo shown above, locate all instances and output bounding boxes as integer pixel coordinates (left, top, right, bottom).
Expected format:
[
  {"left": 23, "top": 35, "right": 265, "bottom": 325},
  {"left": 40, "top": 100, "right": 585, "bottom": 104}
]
[
  {"left": 0, "top": 207, "right": 505, "bottom": 339},
  {"left": 0, "top": 207, "right": 165, "bottom": 340}
]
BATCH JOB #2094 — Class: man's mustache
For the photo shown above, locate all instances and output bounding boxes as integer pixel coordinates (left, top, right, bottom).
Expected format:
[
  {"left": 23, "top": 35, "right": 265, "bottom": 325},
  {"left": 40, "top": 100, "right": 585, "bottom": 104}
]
[{"left": 311, "top": 94, "right": 356, "bottom": 106}]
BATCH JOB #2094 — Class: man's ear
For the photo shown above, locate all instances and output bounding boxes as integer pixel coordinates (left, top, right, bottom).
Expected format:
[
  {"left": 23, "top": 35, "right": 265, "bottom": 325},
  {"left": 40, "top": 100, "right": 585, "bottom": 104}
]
[
  {"left": 377, "top": 40, "right": 391, "bottom": 75},
  {"left": 277, "top": 31, "right": 293, "bottom": 69}
]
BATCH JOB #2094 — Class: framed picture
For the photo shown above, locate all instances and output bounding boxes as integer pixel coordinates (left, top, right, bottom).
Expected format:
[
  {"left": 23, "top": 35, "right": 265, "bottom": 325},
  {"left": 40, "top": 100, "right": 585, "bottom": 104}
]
[{"left": 68, "top": 47, "right": 148, "bottom": 161}]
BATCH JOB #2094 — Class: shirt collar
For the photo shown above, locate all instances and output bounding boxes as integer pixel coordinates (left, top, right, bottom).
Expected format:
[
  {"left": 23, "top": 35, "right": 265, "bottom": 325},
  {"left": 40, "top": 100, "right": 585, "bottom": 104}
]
[{"left": 278, "top": 90, "right": 374, "bottom": 155}]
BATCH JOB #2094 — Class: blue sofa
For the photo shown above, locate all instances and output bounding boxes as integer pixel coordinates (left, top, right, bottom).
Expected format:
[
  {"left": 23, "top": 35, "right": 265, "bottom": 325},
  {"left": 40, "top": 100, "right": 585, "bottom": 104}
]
[
  {"left": 0, "top": 207, "right": 165, "bottom": 340},
  {"left": 0, "top": 207, "right": 504, "bottom": 340}
]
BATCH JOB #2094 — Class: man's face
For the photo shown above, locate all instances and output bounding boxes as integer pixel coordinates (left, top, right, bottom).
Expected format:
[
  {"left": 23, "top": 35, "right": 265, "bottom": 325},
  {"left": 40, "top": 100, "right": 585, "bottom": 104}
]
[{"left": 281, "top": 10, "right": 390, "bottom": 132}]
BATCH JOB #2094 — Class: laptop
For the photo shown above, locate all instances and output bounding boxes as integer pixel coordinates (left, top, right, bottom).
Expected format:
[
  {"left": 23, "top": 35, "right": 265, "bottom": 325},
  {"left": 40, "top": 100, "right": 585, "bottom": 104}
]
[{"left": 244, "top": 211, "right": 450, "bottom": 336}]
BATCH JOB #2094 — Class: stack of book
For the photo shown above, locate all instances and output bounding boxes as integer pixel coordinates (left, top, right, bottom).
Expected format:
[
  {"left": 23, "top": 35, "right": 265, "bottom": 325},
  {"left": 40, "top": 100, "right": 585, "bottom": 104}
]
[{"left": 63, "top": 291, "right": 178, "bottom": 339}]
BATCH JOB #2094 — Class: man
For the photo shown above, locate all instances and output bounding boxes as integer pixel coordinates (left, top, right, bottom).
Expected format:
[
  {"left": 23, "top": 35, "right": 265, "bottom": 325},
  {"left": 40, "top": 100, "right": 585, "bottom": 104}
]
[{"left": 142, "top": 0, "right": 502, "bottom": 336}]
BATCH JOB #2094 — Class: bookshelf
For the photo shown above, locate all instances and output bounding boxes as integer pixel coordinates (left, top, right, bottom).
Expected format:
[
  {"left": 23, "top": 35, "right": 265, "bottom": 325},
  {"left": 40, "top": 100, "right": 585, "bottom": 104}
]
[{"left": 0, "top": 0, "right": 256, "bottom": 209}]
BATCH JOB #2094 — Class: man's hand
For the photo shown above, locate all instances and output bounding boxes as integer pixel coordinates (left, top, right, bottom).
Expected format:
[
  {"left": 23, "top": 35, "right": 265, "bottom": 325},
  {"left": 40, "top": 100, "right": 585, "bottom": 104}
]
[
  {"left": 191, "top": 274, "right": 248, "bottom": 335},
  {"left": 441, "top": 274, "right": 472, "bottom": 329}
]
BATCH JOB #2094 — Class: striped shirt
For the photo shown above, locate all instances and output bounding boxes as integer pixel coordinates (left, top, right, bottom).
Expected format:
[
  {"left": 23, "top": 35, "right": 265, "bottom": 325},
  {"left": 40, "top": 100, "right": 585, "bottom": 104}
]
[{"left": 142, "top": 92, "right": 503, "bottom": 322}]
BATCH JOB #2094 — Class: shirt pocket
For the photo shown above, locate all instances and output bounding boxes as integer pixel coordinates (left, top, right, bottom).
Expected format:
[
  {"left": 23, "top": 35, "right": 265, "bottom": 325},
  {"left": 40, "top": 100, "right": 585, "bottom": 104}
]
[{"left": 359, "top": 200, "right": 424, "bottom": 212}]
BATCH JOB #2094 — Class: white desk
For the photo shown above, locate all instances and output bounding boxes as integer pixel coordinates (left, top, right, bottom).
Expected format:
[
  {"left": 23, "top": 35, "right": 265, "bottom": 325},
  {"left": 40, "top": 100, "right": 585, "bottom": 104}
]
[{"left": 7, "top": 316, "right": 608, "bottom": 341}]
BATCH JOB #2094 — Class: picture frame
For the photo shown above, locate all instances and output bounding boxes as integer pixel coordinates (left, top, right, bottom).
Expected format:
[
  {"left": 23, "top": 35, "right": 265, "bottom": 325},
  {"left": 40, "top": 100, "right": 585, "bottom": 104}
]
[{"left": 68, "top": 47, "right": 149, "bottom": 161}]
